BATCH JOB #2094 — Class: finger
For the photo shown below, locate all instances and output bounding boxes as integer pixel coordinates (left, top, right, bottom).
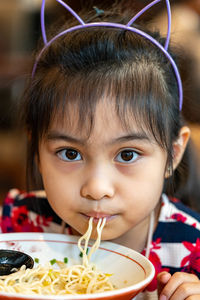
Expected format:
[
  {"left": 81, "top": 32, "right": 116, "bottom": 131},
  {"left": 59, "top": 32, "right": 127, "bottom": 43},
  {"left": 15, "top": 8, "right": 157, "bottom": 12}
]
[
  {"left": 170, "top": 282, "right": 200, "bottom": 300},
  {"left": 157, "top": 272, "right": 171, "bottom": 296},
  {"left": 186, "top": 296, "right": 200, "bottom": 300},
  {"left": 160, "top": 272, "right": 199, "bottom": 300}
]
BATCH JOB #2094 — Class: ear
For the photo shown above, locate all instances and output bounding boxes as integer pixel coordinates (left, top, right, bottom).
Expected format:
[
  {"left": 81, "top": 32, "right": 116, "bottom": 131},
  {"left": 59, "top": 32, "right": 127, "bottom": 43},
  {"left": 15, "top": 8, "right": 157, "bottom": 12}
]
[
  {"left": 166, "top": 126, "right": 190, "bottom": 177},
  {"left": 173, "top": 126, "right": 191, "bottom": 170}
]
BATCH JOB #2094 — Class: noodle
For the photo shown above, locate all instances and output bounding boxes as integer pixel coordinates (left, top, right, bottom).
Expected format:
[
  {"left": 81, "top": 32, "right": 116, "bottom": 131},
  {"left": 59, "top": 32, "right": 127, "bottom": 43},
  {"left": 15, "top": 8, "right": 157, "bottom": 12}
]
[
  {"left": 78, "top": 217, "right": 107, "bottom": 266},
  {"left": 0, "top": 218, "right": 115, "bottom": 295}
]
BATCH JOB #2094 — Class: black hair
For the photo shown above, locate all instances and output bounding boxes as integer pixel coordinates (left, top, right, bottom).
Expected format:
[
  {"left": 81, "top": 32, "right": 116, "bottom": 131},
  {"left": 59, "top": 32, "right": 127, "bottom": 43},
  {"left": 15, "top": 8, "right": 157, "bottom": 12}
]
[{"left": 22, "top": 9, "right": 200, "bottom": 211}]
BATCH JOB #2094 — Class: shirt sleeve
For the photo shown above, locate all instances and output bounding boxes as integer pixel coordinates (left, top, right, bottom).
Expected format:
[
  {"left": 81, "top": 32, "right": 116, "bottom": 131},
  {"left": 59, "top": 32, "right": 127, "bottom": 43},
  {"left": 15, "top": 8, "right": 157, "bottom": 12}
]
[
  {"left": 0, "top": 189, "right": 71, "bottom": 234},
  {"left": 1, "top": 189, "right": 51, "bottom": 233}
]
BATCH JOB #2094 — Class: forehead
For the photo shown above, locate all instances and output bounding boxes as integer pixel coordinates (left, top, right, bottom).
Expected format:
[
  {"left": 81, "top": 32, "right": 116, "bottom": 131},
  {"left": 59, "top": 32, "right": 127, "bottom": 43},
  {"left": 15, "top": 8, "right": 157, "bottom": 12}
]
[{"left": 48, "top": 97, "right": 152, "bottom": 142}]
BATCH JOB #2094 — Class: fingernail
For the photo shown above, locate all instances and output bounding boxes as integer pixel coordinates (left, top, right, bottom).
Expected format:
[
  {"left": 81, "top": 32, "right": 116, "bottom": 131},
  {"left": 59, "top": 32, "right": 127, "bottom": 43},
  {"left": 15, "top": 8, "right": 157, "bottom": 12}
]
[{"left": 160, "top": 295, "right": 167, "bottom": 300}]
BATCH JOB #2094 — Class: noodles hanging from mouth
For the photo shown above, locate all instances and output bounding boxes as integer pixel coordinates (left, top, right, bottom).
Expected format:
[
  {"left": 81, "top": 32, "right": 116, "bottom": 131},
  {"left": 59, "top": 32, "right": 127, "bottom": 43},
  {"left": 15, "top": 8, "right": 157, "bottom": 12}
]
[
  {"left": 0, "top": 218, "right": 115, "bottom": 295},
  {"left": 78, "top": 217, "right": 106, "bottom": 266}
]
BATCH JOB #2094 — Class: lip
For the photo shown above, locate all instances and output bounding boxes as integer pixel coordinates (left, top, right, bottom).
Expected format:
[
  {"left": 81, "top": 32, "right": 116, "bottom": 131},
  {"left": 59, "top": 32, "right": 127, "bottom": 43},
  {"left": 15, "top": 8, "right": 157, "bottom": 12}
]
[{"left": 81, "top": 212, "right": 118, "bottom": 223}]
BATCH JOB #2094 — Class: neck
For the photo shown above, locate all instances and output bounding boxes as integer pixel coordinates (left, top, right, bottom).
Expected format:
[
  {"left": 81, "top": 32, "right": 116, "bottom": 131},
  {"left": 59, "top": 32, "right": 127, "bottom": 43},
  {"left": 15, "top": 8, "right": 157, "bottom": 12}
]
[
  {"left": 112, "top": 217, "right": 150, "bottom": 253},
  {"left": 112, "top": 202, "right": 161, "bottom": 252}
]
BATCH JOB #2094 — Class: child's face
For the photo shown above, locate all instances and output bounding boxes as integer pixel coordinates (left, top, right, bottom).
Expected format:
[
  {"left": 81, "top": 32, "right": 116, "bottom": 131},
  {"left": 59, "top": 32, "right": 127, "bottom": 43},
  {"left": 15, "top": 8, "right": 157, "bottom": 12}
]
[{"left": 38, "top": 99, "right": 167, "bottom": 243}]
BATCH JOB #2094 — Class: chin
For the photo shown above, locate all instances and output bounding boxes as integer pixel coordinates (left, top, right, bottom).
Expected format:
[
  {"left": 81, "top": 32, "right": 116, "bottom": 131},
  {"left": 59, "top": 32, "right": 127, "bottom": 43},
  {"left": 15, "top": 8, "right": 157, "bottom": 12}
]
[{"left": 98, "top": 231, "right": 122, "bottom": 241}]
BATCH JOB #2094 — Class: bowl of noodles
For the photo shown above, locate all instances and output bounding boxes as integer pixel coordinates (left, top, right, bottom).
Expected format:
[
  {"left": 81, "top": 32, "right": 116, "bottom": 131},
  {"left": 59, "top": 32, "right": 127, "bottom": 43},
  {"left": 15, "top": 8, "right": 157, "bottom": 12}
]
[{"left": 0, "top": 228, "right": 155, "bottom": 300}]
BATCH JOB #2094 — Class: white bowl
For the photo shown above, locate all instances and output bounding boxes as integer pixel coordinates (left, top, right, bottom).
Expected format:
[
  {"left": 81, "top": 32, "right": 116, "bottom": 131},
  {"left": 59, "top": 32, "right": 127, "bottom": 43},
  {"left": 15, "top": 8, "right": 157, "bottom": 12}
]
[{"left": 0, "top": 233, "right": 155, "bottom": 300}]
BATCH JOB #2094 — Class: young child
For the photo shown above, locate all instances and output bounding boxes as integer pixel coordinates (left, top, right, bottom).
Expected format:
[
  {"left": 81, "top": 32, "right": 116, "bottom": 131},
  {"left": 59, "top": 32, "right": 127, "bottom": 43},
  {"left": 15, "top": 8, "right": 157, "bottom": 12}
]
[{"left": 1, "top": 1, "right": 200, "bottom": 299}]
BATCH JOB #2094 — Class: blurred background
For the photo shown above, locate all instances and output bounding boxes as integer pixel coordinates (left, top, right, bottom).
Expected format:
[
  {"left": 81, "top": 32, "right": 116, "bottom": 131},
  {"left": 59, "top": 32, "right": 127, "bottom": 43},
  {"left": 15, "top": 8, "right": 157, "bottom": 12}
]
[{"left": 0, "top": 0, "right": 200, "bottom": 203}]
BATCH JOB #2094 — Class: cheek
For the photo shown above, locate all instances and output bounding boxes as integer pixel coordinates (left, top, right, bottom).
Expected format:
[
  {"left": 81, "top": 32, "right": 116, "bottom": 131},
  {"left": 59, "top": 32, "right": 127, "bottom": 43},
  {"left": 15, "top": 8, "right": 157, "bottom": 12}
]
[
  {"left": 43, "top": 181, "right": 78, "bottom": 222},
  {"left": 118, "top": 163, "right": 165, "bottom": 210},
  {"left": 40, "top": 166, "right": 78, "bottom": 211},
  {"left": 118, "top": 160, "right": 165, "bottom": 190},
  {"left": 133, "top": 170, "right": 165, "bottom": 200},
  {"left": 39, "top": 151, "right": 83, "bottom": 215},
  {"left": 39, "top": 151, "right": 78, "bottom": 190}
]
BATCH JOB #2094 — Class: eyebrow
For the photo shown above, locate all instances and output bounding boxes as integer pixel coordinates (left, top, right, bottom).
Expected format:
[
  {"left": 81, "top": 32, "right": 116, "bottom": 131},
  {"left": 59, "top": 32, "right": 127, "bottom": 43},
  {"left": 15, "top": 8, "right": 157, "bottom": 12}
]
[
  {"left": 111, "top": 133, "right": 150, "bottom": 144},
  {"left": 47, "top": 132, "right": 86, "bottom": 145},
  {"left": 47, "top": 130, "right": 151, "bottom": 146}
]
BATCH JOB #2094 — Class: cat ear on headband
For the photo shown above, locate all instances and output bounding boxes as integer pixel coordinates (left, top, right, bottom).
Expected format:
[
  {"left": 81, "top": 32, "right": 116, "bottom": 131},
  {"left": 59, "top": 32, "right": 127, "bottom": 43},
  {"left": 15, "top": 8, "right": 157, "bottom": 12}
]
[{"left": 33, "top": 0, "right": 183, "bottom": 111}]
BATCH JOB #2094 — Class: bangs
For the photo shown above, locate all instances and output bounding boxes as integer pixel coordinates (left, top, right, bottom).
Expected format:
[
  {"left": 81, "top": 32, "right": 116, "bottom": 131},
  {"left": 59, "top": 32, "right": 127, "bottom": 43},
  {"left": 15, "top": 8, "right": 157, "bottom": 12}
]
[{"left": 32, "top": 56, "right": 171, "bottom": 151}]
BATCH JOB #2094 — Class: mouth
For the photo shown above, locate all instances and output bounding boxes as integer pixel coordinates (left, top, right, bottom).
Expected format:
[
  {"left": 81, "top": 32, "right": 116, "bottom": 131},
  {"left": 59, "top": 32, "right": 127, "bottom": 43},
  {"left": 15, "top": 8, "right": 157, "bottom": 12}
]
[{"left": 80, "top": 212, "right": 118, "bottom": 223}]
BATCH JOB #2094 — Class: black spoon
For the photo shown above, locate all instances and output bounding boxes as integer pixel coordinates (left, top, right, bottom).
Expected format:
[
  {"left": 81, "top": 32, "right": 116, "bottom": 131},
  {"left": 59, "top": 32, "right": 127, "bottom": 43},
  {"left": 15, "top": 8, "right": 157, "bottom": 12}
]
[{"left": 0, "top": 249, "right": 34, "bottom": 276}]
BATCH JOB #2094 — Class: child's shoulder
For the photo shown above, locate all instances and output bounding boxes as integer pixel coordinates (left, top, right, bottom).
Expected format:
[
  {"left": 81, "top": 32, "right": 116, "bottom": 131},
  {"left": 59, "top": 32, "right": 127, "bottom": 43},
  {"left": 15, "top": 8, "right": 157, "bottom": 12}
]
[
  {"left": 164, "top": 194, "right": 200, "bottom": 224},
  {"left": 4, "top": 188, "right": 46, "bottom": 201},
  {"left": 2, "top": 188, "right": 48, "bottom": 216},
  {"left": 156, "top": 194, "right": 200, "bottom": 242},
  {"left": 147, "top": 195, "right": 200, "bottom": 291},
  {"left": 0, "top": 189, "right": 62, "bottom": 233}
]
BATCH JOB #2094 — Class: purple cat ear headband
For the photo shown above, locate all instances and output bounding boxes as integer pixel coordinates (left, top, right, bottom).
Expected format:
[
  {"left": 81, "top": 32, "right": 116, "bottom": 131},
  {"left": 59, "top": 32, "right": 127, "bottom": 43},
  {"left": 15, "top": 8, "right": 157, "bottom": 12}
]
[{"left": 32, "top": 0, "right": 183, "bottom": 111}]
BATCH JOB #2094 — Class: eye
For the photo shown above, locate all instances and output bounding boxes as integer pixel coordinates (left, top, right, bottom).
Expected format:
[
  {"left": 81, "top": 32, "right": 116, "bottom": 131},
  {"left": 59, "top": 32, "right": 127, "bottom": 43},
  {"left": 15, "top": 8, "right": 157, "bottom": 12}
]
[
  {"left": 115, "top": 149, "right": 139, "bottom": 163},
  {"left": 57, "top": 148, "right": 82, "bottom": 162}
]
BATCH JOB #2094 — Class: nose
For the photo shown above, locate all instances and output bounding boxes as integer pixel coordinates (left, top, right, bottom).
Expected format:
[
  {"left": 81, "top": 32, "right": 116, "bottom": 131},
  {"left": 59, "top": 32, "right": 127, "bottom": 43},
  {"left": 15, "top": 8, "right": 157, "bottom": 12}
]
[{"left": 80, "top": 167, "right": 115, "bottom": 201}]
